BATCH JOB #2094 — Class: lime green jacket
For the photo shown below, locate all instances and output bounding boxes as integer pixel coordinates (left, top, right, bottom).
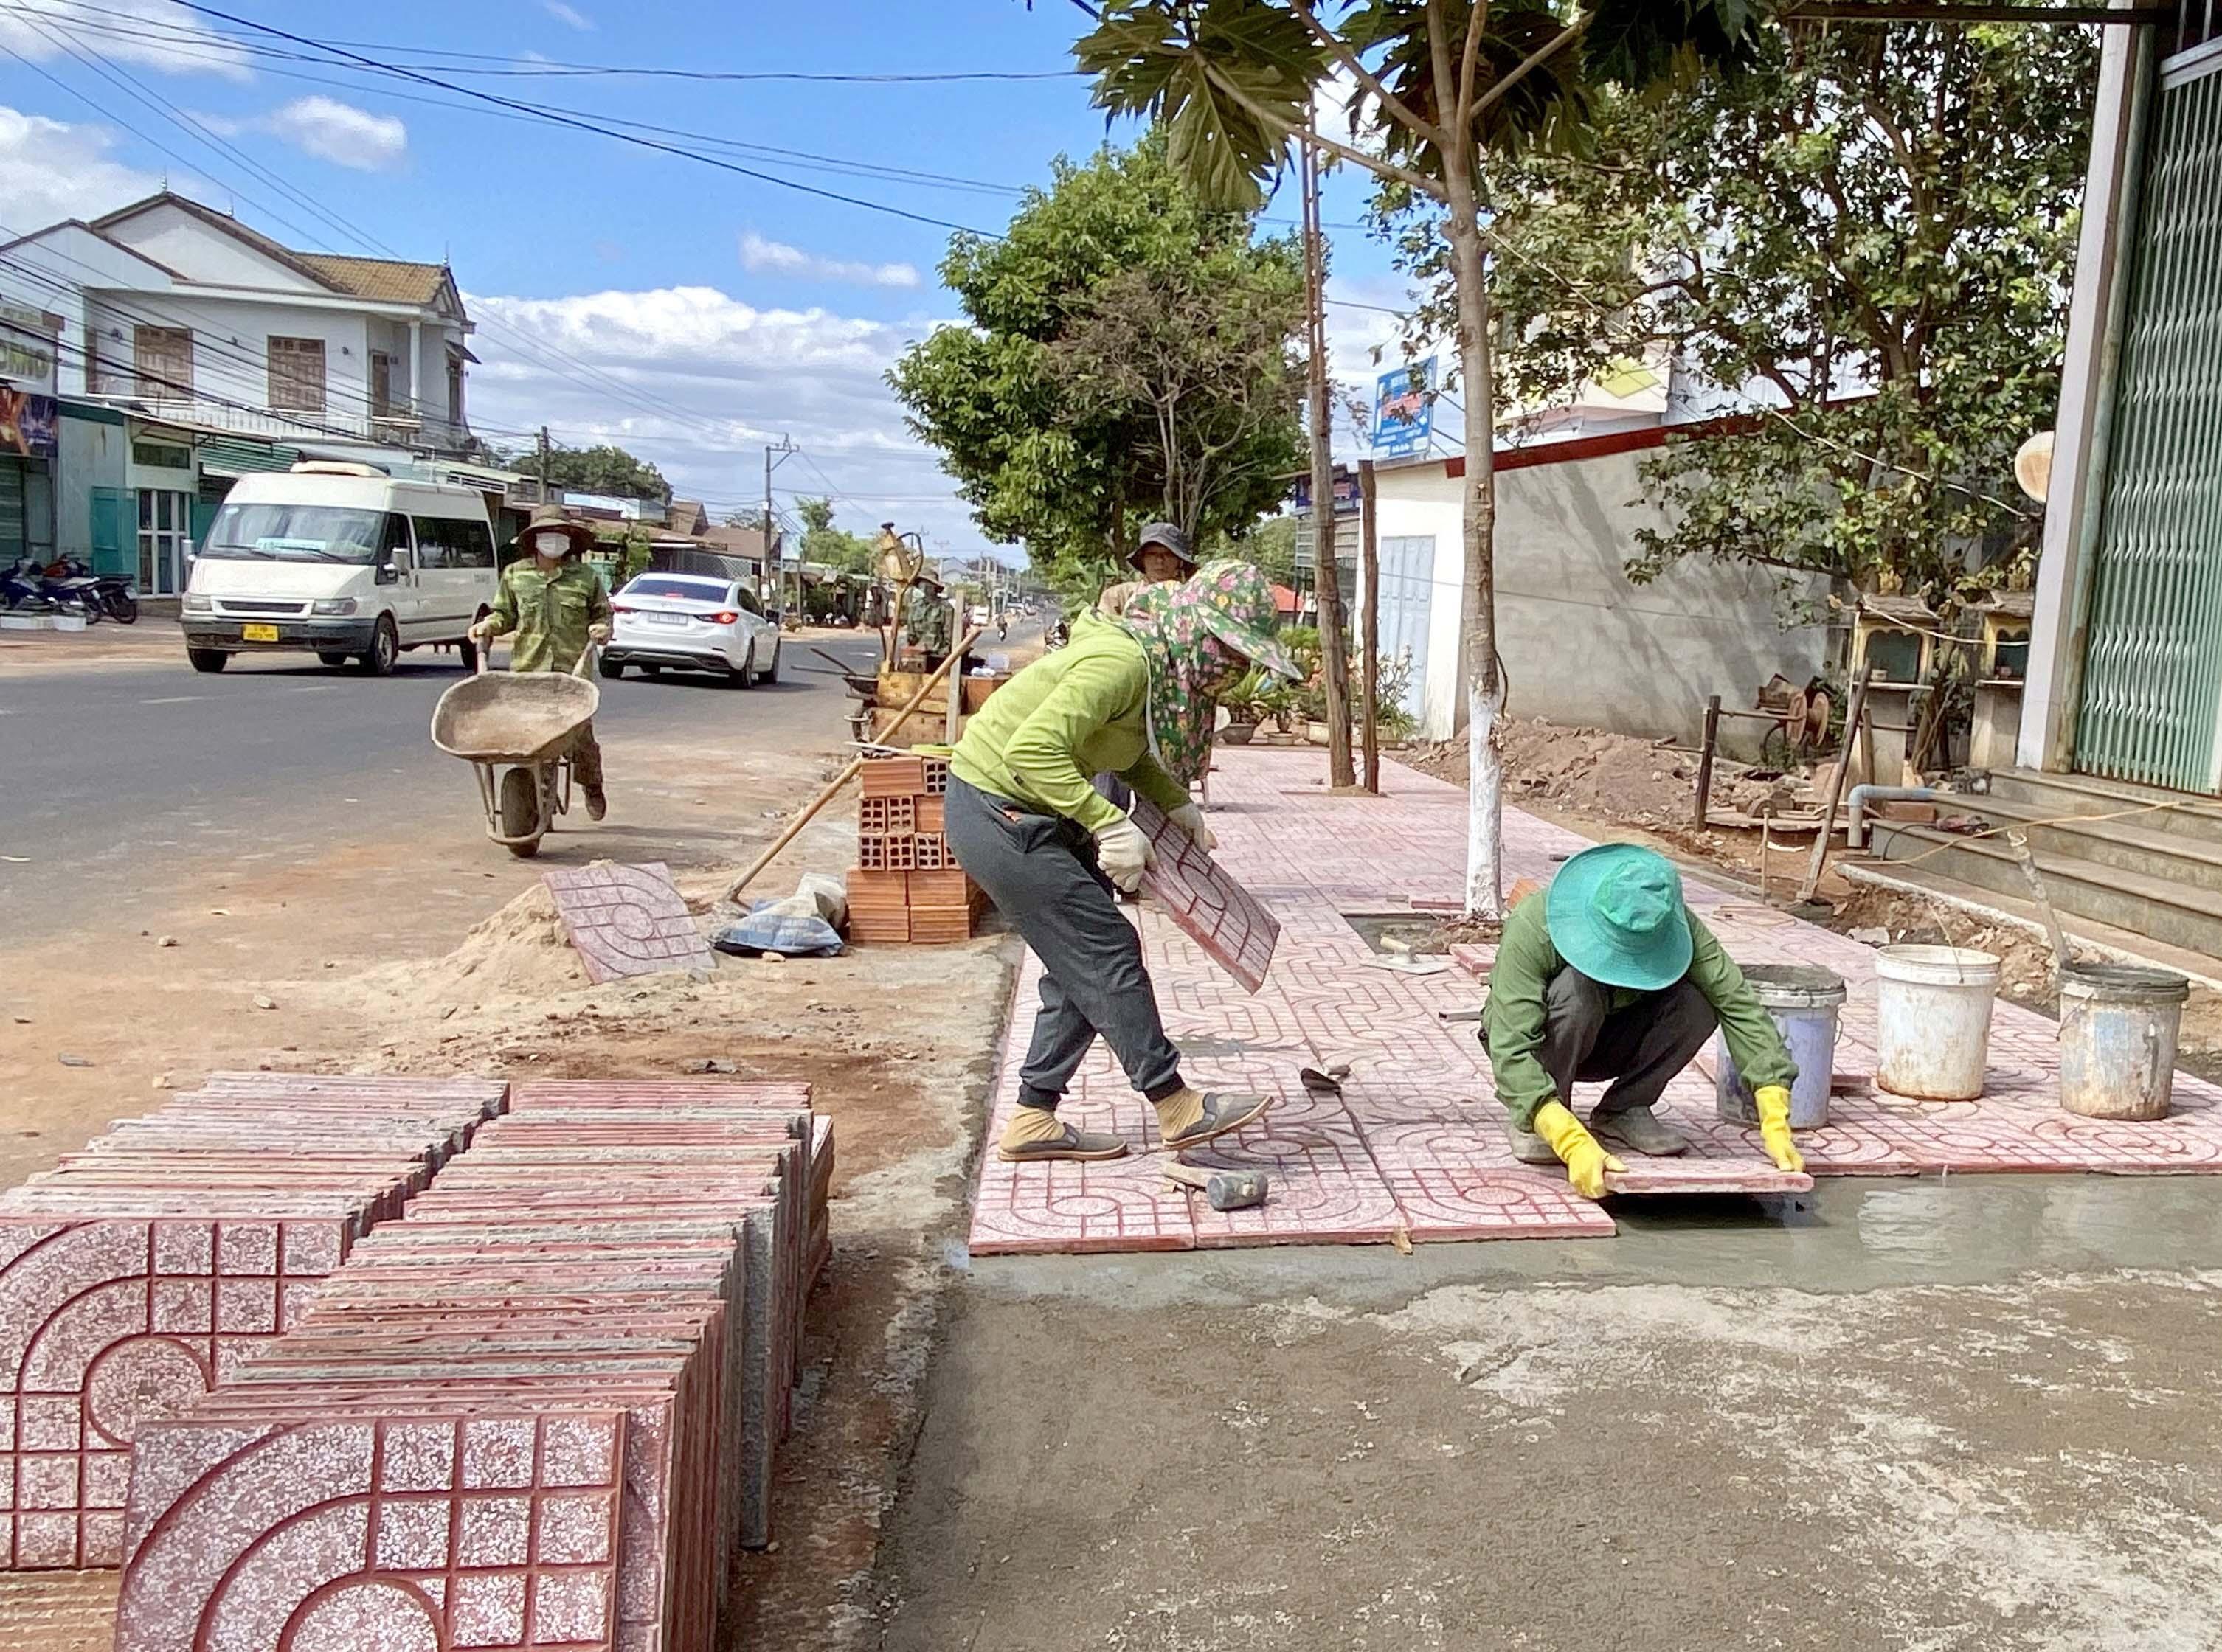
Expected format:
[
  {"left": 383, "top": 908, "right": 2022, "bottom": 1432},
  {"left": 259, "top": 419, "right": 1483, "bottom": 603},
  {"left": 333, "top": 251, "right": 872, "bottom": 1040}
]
[
  {"left": 950, "top": 609, "right": 1191, "bottom": 834},
  {"left": 1484, "top": 892, "right": 1796, "bottom": 1129},
  {"left": 482, "top": 558, "right": 611, "bottom": 674}
]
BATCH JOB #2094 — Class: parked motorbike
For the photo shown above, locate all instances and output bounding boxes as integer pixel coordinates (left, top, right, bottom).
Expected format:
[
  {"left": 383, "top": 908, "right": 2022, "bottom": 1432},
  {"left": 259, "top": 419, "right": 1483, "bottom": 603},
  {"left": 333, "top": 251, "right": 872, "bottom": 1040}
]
[
  {"left": 35, "top": 556, "right": 103, "bottom": 623},
  {"left": 0, "top": 557, "right": 52, "bottom": 612},
  {"left": 48, "top": 555, "right": 136, "bottom": 622}
]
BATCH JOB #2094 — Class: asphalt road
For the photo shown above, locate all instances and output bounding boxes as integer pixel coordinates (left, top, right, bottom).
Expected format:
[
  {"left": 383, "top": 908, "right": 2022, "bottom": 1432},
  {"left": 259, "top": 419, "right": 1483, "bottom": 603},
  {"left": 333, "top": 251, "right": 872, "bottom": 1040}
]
[{"left": 0, "top": 626, "right": 888, "bottom": 934}]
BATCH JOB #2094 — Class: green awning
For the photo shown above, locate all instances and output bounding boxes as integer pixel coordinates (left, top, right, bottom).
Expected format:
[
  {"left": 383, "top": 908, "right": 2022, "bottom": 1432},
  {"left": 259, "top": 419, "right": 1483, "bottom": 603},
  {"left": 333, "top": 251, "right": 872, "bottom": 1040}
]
[{"left": 198, "top": 436, "right": 303, "bottom": 479}]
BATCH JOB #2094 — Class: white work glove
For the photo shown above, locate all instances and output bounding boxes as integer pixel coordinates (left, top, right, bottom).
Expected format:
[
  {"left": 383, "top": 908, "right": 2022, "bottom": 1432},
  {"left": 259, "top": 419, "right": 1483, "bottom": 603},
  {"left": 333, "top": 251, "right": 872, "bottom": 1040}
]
[
  {"left": 468, "top": 618, "right": 496, "bottom": 642},
  {"left": 587, "top": 622, "right": 612, "bottom": 645},
  {"left": 1169, "top": 801, "right": 1216, "bottom": 853},
  {"left": 1093, "top": 814, "right": 1155, "bottom": 894}
]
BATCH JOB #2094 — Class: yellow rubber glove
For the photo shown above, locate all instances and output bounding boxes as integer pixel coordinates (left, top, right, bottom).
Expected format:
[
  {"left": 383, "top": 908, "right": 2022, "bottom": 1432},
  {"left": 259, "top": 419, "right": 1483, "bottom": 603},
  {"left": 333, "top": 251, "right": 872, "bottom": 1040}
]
[
  {"left": 1754, "top": 1085, "right": 1804, "bottom": 1173},
  {"left": 1531, "top": 1100, "right": 1625, "bottom": 1201}
]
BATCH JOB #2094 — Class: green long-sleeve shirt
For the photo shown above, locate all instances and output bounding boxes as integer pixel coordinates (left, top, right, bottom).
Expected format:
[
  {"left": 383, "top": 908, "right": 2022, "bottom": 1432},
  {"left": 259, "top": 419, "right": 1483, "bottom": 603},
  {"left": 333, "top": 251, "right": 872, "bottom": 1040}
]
[
  {"left": 950, "top": 608, "right": 1191, "bottom": 834},
  {"left": 1483, "top": 892, "right": 1796, "bottom": 1129},
  {"left": 482, "top": 558, "right": 611, "bottom": 674}
]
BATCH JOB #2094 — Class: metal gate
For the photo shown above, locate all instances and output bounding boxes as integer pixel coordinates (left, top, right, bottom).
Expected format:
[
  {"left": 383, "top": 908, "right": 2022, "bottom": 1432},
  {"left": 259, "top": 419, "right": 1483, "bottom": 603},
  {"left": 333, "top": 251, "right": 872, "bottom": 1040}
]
[
  {"left": 2071, "top": 53, "right": 2222, "bottom": 794},
  {"left": 2077, "top": 55, "right": 2222, "bottom": 792}
]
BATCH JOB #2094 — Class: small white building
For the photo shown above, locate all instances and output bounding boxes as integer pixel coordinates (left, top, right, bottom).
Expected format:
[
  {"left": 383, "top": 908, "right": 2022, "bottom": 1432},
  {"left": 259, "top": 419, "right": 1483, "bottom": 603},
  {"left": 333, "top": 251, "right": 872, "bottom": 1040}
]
[{"left": 1351, "top": 428, "right": 1829, "bottom": 743}]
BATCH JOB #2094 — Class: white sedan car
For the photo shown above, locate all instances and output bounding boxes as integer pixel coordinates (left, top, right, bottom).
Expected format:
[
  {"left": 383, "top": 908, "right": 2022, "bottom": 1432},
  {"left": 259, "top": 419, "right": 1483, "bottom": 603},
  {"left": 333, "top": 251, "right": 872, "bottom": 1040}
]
[{"left": 602, "top": 572, "right": 781, "bottom": 685}]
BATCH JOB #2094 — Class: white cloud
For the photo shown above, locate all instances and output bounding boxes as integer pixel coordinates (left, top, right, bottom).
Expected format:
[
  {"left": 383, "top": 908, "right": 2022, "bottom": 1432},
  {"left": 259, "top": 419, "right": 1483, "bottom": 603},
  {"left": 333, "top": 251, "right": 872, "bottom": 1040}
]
[
  {"left": 738, "top": 232, "right": 919, "bottom": 291},
  {"left": 195, "top": 97, "right": 408, "bottom": 172},
  {"left": 0, "top": 106, "right": 167, "bottom": 229},
  {"left": 0, "top": 0, "right": 252, "bottom": 79},
  {"left": 463, "top": 284, "right": 992, "bottom": 553},
  {"left": 541, "top": 0, "right": 594, "bottom": 30}
]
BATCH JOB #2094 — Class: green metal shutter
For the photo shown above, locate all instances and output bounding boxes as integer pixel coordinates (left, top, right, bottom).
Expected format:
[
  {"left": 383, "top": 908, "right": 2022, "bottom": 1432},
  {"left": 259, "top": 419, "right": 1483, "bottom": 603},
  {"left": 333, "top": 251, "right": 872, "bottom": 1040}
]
[
  {"left": 88, "top": 487, "right": 130, "bottom": 577},
  {"left": 2077, "top": 63, "right": 2222, "bottom": 792}
]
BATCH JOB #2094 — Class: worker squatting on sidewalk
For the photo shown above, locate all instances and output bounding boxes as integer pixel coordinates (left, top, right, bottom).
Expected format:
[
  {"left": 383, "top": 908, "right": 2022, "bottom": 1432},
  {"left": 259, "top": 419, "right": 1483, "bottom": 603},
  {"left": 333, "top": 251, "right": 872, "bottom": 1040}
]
[
  {"left": 470, "top": 504, "right": 615, "bottom": 821},
  {"left": 944, "top": 559, "right": 1303, "bottom": 1165},
  {"left": 1480, "top": 843, "right": 1807, "bottom": 1196}
]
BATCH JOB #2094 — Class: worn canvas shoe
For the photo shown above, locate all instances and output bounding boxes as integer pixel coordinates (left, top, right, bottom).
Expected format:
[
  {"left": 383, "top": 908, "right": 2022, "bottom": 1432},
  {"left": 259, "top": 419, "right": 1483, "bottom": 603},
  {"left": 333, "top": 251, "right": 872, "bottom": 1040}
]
[
  {"left": 997, "top": 1105, "right": 1129, "bottom": 1163},
  {"left": 1589, "top": 1104, "right": 1691, "bottom": 1158},
  {"left": 584, "top": 785, "right": 609, "bottom": 822},
  {"left": 1154, "top": 1086, "right": 1274, "bottom": 1151}
]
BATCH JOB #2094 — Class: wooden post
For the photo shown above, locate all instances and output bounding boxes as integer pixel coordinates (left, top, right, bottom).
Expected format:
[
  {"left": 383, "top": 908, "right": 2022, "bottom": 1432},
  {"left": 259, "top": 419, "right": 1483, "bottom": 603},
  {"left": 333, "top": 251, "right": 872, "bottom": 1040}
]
[
  {"left": 1358, "top": 458, "right": 1380, "bottom": 794},
  {"left": 1798, "top": 664, "right": 1873, "bottom": 904},
  {"left": 1301, "top": 139, "right": 1355, "bottom": 788},
  {"left": 1692, "top": 695, "right": 1721, "bottom": 829}
]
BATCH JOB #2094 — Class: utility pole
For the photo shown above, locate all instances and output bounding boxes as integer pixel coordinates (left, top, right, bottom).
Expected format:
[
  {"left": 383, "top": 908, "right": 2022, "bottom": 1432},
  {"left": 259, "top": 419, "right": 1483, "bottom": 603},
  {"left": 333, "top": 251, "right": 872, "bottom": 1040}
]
[
  {"left": 1302, "top": 138, "right": 1354, "bottom": 788},
  {"left": 537, "top": 426, "right": 550, "bottom": 503},
  {"left": 764, "top": 434, "right": 797, "bottom": 622}
]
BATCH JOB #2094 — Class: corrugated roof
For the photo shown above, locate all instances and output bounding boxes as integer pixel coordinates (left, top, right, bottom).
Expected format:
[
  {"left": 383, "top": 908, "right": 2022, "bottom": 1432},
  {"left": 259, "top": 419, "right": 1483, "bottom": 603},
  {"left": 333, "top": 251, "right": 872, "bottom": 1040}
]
[{"left": 293, "top": 254, "right": 451, "bottom": 307}]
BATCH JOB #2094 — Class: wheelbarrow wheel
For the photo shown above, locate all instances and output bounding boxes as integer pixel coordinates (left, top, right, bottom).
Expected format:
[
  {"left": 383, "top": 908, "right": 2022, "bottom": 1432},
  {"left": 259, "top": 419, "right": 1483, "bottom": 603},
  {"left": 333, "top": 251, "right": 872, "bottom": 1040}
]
[{"left": 496, "top": 766, "right": 544, "bottom": 857}]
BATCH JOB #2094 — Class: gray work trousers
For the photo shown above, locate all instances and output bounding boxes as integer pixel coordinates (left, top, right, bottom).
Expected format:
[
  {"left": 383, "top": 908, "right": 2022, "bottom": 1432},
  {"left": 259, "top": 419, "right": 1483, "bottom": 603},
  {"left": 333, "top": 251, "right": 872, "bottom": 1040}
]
[
  {"left": 1540, "top": 971, "right": 1717, "bottom": 1117},
  {"left": 944, "top": 776, "right": 1186, "bottom": 1109}
]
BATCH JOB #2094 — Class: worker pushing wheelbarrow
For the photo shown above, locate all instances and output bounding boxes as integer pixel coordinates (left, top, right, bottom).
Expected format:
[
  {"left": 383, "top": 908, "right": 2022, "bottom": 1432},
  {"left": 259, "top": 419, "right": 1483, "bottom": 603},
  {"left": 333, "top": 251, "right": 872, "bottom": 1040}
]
[
  {"left": 432, "top": 504, "right": 614, "bottom": 856},
  {"left": 432, "top": 642, "right": 600, "bottom": 857}
]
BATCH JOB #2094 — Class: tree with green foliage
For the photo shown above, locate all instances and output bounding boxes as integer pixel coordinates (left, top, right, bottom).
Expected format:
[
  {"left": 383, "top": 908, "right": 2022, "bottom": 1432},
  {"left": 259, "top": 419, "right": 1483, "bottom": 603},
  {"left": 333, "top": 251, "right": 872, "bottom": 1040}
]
[
  {"left": 889, "top": 136, "right": 1306, "bottom": 600},
  {"left": 793, "top": 496, "right": 878, "bottom": 575},
  {"left": 505, "top": 441, "right": 671, "bottom": 504},
  {"left": 1392, "top": 18, "right": 2091, "bottom": 616},
  {"left": 1069, "top": 0, "right": 1768, "bottom": 914}
]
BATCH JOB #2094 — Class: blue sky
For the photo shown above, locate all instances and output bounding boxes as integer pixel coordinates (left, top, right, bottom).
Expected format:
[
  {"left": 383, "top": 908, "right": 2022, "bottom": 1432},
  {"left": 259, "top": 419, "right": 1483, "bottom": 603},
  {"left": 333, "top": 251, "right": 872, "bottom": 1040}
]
[{"left": 0, "top": 0, "right": 1430, "bottom": 561}]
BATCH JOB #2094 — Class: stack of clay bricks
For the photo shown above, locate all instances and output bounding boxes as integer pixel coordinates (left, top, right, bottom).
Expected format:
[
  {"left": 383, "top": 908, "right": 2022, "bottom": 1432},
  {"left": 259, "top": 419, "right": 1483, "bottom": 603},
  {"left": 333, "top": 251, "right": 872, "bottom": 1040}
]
[
  {"left": 112, "top": 1077, "right": 831, "bottom": 1652},
  {"left": 0, "top": 1072, "right": 506, "bottom": 1571},
  {"left": 849, "top": 751, "right": 989, "bottom": 943}
]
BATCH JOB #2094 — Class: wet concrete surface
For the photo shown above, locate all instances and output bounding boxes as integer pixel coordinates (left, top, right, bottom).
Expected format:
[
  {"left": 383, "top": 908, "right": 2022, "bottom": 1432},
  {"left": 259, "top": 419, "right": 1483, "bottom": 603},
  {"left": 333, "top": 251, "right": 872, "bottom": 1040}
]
[{"left": 871, "top": 1177, "right": 2222, "bottom": 1651}]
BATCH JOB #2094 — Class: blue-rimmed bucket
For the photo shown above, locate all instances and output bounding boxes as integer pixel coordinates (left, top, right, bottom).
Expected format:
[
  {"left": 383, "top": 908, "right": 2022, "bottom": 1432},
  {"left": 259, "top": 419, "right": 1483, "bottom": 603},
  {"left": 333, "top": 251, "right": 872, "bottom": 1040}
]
[{"left": 1715, "top": 963, "right": 1847, "bottom": 1130}]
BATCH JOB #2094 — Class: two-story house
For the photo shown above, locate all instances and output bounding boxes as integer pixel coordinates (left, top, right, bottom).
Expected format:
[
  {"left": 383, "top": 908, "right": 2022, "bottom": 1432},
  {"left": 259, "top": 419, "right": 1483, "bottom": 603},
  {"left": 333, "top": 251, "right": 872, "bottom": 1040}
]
[{"left": 0, "top": 191, "right": 475, "bottom": 597}]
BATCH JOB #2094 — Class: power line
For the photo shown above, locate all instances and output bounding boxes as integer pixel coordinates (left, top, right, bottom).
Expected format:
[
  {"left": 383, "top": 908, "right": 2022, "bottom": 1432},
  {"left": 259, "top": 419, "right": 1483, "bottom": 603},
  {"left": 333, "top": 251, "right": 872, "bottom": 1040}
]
[
  {"left": 165, "top": 1, "right": 1009, "bottom": 239},
  {"left": 8, "top": 6, "right": 1034, "bottom": 201},
  {"left": 0, "top": 25, "right": 744, "bottom": 437},
  {"left": 17, "top": 1, "right": 1081, "bottom": 82}
]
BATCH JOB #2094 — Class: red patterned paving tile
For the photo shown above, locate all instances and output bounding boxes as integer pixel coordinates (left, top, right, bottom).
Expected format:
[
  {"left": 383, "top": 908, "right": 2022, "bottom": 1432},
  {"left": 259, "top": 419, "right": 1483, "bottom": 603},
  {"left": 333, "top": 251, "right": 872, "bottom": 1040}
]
[
  {"left": 116, "top": 1411, "right": 625, "bottom": 1652},
  {"left": 1131, "top": 796, "right": 1281, "bottom": 993},
  {"left": 540, "top": 862, "right": 713, "bottom": 985}
]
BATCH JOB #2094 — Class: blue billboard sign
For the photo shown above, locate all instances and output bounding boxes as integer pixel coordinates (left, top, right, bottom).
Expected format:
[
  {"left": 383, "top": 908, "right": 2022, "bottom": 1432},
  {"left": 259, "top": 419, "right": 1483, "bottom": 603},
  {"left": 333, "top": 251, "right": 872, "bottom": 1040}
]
[{"left": 1372, "top": 359, "right": 1436, "bottom": 457}]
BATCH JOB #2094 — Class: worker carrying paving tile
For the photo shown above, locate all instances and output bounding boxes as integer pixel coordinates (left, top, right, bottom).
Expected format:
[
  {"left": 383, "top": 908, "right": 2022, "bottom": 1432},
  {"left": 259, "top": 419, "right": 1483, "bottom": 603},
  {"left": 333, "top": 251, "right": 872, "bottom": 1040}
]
[
  {"left": 1481, "top": 844, "right": 1804, "bottom": 1197},
  {"left": 946, "top": 558, "right": 1303, "bottom": 1164},
  {"left": 468, "top": 504, "right": 614, "bottom": 821}
]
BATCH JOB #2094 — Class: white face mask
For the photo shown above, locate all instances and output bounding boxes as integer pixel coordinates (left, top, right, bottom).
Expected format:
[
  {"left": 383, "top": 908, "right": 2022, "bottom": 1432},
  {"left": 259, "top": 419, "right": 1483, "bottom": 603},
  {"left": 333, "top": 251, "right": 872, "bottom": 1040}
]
[{"left": 533, "top": 531, "right": 570, "bottom": 556}]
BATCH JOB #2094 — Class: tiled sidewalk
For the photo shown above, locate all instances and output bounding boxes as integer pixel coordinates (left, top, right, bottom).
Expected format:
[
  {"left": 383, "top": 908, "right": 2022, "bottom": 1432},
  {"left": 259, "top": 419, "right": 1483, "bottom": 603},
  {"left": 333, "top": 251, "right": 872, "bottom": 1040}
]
[{"left": 966, "top": 752, "right": 2222, "bottom": 1256}]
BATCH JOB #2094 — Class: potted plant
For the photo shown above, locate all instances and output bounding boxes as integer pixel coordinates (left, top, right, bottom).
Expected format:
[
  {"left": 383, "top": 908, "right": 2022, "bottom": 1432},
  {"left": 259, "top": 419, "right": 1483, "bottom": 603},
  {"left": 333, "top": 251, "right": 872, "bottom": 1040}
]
[{"left": 1219, "top": 667, "right": 1266, "bottom": 745}]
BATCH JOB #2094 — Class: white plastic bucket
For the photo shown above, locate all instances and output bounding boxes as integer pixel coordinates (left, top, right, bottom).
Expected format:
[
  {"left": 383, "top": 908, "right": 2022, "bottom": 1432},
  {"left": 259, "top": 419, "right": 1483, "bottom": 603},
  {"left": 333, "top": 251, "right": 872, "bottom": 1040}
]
[
  {"left": 2057, "top": 962, "right": 2189, "bottom": 1120},
  {"left": 1874, "top": 945, "right": 2000, "bottom": 1100},
  {"left": 1716, "top": 963, "right": 1847, "bottom": 1129}
]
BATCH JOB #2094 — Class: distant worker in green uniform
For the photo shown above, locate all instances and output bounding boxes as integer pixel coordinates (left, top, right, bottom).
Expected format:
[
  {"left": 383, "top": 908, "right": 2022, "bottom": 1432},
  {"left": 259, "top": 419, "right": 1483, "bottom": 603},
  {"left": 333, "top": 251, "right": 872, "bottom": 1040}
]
[
  {"left": 468, "top": 504, "right": 614, "bottom": 821},
  {"left": 898, "top": 571, "right": 955, "bottom": 670},
  {"left": 1481, "top": 844, "right": 1804, "bottom": 1197}
]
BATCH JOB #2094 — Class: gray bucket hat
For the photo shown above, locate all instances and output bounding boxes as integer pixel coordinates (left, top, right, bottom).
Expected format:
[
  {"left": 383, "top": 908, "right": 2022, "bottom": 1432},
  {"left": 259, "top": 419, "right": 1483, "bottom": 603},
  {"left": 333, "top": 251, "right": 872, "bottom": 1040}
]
[{"left": 1129, "top": 521, "right": 1197, "bottom": 576}]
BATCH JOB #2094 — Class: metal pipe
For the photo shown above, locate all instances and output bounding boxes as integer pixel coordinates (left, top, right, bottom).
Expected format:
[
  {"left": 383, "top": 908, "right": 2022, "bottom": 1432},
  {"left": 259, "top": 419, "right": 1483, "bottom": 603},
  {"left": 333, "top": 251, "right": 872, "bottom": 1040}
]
[{"left": 1847, "top": 785, "right": 1945, "bottom": 850}]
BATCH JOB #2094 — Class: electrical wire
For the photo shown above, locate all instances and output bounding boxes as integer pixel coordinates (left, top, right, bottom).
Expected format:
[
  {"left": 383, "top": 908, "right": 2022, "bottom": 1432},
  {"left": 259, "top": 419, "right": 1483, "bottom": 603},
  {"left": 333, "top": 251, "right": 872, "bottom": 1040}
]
[
  {"left": 162, "top": 1, "right": 1010, "bottom": 239},
  {"left": 11, "top": 1, "right": 1082, "bottom": 82}
]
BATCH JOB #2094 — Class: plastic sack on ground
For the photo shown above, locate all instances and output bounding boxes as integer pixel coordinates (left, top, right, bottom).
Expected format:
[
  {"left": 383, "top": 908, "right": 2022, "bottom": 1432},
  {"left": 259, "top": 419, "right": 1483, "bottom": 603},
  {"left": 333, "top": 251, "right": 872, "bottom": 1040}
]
[{"left": 713, "top": 891, "right": 844, "bottom": 957}]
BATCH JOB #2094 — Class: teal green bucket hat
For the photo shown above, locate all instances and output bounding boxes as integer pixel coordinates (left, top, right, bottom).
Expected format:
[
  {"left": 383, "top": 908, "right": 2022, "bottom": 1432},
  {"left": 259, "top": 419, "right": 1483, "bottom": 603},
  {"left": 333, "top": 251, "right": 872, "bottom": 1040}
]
[{"left": 1545, "top": 843, "right": 1694, "bottom": 991}]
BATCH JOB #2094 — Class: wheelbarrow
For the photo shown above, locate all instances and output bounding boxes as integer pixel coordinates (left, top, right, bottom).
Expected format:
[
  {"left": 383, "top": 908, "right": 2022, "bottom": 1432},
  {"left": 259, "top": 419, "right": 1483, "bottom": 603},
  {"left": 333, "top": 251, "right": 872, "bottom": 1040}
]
[{"left": 430, "top": 647, "right": 599, "bottom": 858}]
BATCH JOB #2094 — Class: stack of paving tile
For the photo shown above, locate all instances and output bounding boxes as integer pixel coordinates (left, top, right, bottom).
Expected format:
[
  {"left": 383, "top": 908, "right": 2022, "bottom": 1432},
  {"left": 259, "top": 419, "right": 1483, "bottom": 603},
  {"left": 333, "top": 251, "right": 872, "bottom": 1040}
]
[
  {"left": 0, "top": 1072, "right": 505, "bottom": 1570},
  {"left": 849, "top": 753, "right": 989, "bottom": 943},
  {"left": 114, "top": 1079, "right": 824, "bottom": 1652}
]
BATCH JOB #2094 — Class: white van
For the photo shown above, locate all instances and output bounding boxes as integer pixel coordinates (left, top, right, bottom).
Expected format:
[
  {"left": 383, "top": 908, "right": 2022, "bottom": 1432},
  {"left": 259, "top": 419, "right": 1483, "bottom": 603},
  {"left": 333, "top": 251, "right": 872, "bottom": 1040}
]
[{"left": 180, "top": 462, "right": 502, "bottom": 675}]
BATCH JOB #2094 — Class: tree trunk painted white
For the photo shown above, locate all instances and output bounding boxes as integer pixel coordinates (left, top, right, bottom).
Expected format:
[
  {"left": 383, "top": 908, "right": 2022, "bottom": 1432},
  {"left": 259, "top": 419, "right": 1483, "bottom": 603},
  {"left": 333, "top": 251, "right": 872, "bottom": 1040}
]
[{"left": 1444, "top": 171, "right": 1502, "bottom": 917}]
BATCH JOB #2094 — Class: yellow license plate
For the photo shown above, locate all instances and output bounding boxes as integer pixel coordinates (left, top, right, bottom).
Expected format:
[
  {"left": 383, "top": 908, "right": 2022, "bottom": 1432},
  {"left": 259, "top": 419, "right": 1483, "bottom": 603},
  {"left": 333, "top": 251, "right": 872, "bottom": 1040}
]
[{"left": 241, "top": 623, "right": 280, "bottom": 642}]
